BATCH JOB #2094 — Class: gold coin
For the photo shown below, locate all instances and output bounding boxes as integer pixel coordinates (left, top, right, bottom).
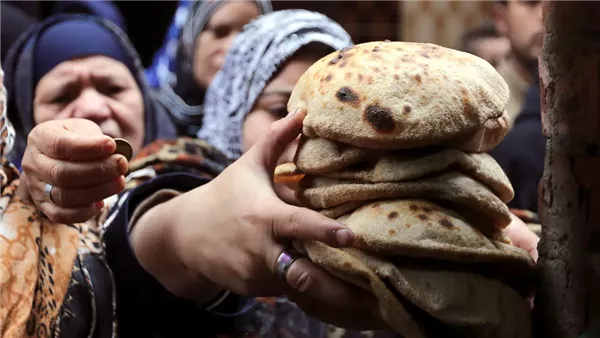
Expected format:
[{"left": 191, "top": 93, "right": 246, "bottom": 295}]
[{"left": 113, "top": 138, "right": 133, "bottom": 161}]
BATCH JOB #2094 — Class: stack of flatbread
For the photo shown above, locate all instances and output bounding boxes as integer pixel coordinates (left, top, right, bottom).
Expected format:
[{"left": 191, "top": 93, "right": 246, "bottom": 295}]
[{"left": 274, "top": 41, "right": 536, "bottom": 338}]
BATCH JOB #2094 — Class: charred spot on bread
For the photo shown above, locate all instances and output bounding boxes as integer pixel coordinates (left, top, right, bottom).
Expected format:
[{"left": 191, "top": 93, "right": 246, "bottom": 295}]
[
  {"left": 335, "top": 87, "right": 361, "bottom": 107},
  {"left": 364, "top": 104, "right": 396, "bottom": 133}
]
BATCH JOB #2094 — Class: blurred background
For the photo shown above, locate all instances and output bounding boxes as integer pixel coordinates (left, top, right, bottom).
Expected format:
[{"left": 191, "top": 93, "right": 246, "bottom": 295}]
[{"left": 2, "top": 1, "right": 494, "bottom": 66}]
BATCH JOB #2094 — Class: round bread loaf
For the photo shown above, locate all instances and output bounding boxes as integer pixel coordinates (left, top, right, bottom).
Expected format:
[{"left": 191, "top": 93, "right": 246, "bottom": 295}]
[{"left": 288, "top": 41, "right": 510, "bottom": 152}]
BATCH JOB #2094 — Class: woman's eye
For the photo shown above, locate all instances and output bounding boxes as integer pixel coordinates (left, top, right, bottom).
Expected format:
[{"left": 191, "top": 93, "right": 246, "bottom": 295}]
[
  {"left": 269, "top": 107, "right": 289, "bottom": 118},
  {"left": 212, "top": 25, "right": 231, "bottom": 39},
  {"left": 109, "top": 86, "right": 123, "bottom": 95},
  {"left": 102, "top": 85, "right": 124, "bottom": 96},
  {"left": 52, "top": 92, "right": 74, "bottom": 104}
]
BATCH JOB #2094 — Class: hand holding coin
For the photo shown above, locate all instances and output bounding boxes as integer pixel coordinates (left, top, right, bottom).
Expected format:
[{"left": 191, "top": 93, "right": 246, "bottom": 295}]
[
  {"left": 114, "top": 138, "right": 133, "bottom": 162},
  {"left": 18, "top": 118, "right": 129, "bottom": 223}
]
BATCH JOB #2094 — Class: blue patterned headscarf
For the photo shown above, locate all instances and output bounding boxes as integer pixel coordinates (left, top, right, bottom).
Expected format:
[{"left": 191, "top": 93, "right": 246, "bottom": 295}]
[
  {"left": 145, "top": 1, "right": 195, "bottom": 89},
  {"left": 198, "top": 10, "right": 353, "bottom": 159}
]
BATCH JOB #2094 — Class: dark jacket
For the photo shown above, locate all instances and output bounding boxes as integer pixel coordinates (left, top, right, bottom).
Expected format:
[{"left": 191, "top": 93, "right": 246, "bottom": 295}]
[{"left": 490, "top": 76, "right": 545, "bottom": 213}]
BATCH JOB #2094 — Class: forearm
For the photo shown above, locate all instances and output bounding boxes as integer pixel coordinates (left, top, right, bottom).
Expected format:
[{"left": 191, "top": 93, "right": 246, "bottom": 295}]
[{"left": 130, "top": 190, "right": 222, "bottom": 304}]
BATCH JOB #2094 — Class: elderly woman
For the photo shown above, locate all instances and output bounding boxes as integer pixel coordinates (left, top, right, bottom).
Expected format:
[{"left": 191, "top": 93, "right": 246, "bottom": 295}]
[
  {"left": 150, "top": 0, "right": 273, "bottom": 136},
  {"left": 2, "top": 11, "right": 404, "bottom": 338},
  {"left": 4, "top": 14, "right": 177, "bottom": 172}
]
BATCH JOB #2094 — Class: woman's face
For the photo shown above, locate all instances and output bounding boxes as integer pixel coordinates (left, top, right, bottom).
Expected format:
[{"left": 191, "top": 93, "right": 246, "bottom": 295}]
[
  {"left": 242, "top": 57, "right": 316, "bottom": 165},
  {"left": 242, "top": 55, "right": 319, "bottom": 202},
  {"left": 34, "top": 55, "right": 145, "bottom": 154},
  {"left": 193, "top": 1, "right": 261, "bottom": 90}
]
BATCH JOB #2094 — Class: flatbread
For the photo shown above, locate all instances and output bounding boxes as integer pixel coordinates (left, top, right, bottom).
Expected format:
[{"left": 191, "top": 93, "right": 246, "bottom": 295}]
[
  {"left": 301, "top": 241, "right": 427, "bottom": 338},
  {"left": 291, "top": 145, "right": 514, "bottom": 202},
  {"left": 297, "top": 171, "right": 513, "bottom": 229},
  {"left": 273, "top": 162, "right": 305, "bottom": 184},
  {"left": 288, "top": 41, "right": 510, "bottom": 152},
  {"left": 303, "top": 242, "right": 532, "bottom": 338},
  {"left": 294, "top": 135, "right": 383, "bottom": 173},
  {"left": 337, "top": 199, "right": 534, "bottom": 269},
  {"left": 318, "top": 201, "right": 368, "bottom": 219}
]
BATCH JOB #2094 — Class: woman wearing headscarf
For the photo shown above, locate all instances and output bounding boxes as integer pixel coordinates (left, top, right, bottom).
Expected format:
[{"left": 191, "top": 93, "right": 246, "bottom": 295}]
[
  {"left": 151, "top": 0, "right": 272, "bottom": 137},
  {"left": 4, "top": 14, "right": 177, "bottom": 172},
  {"left": 3, "top": 11, "right": 399, "bottom": 338}
]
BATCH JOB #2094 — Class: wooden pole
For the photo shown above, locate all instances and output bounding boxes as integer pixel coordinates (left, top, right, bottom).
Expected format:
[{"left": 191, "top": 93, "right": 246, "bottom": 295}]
[{"left": 534, "top": 1, "right": 600, "bottom": 337}]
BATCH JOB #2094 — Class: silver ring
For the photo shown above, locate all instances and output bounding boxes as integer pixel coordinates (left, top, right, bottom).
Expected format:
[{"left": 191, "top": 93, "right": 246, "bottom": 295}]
[
  {"left": 274, "top": 250, "right": 301, "bottom": 280},
  {"left": 44, "top": 183, "right": 55, "bottom": 203}
]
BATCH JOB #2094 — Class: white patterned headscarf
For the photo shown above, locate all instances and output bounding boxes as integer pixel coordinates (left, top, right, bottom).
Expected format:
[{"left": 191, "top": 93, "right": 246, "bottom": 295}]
[
  {"left": 197, "top": 10, "right": 353, "bottom": 159},
  {"left": 0, "top": 67, "right": 16, "bottom": 160}
]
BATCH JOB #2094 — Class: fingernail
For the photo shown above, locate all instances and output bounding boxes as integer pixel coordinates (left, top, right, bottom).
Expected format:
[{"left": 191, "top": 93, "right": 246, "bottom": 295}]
[
  {"left": 286, "top": 108, "right": 300, "bottom": 120},
  {"left": 116, "top": 156, "right": 128, "bottom": 174},
  {"left": 103, "top": 138, "right": 115, "bottom": 153},
  {"left": 335, "top": 229, "right": 354, "bottom": 247}
]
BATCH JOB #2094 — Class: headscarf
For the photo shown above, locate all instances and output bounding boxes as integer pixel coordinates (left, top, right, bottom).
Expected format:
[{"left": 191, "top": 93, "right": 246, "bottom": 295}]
[
  {"left": 3, "top": 14, "right": 177, "bottom": 169},
  {"left": 198, "top": 9, "right": 353, "bottom": 160},
  {"left": 32, "top": 19, "right": 136, "bottom": 85},
  {"left": 0, "top": 66, "right": 16, "bottom": 160},
  {"left": 145, "top": 0, "right": 195, "bottom": 89},
  {"left": 153, "top": 0, "right": 272, "bottom": 136}
]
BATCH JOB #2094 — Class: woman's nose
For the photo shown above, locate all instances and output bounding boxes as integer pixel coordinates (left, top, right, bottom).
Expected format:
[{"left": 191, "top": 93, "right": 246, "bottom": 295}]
[
  {"left": 71, "top": 89, "right": 111, "bottom": 123},
  {"left": 222, "top": 32, "right": 237, "bottom": 52}
]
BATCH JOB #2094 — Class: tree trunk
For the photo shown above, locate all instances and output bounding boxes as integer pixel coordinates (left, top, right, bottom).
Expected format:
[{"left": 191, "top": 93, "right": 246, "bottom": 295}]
[{"left": 534, "top": 2, "right": 600, "bottom": 337}]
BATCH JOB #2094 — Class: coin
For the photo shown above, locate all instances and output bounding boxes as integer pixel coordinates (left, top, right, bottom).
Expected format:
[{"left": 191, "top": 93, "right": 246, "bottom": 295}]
[{"left": 113, "top": 138, "right": 133, "bottom": 161}]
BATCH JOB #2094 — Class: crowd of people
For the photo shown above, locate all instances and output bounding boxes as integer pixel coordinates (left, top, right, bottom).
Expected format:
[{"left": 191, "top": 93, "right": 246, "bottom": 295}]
[
  {"left": 1, "top": 1, "right": 542, "bottom": 337},
  {"left": 461, "top": 0, "right": 544, "bottom": 213}
]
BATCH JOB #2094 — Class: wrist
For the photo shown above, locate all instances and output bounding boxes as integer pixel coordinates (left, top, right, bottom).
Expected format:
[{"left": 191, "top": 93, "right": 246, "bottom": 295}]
[{"left": 131, "top": 195, "right": 222, "bottom": 303}]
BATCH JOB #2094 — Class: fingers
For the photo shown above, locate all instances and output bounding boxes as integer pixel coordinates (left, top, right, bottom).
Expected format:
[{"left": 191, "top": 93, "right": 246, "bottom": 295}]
[
  {"left": 28, "top": 119, "right": 115, "bottom": 161},
  {"left": 273, "top": 183, "right": 300, "bottom": 206},
  {"left": 270, "top": 204, "right": 354, "bottom": 247},
  {"left": 26, "top": 153, "right": 128, "bottom": 189},
  {"left": 249, "top": 108, "right": 305, "bottom": 172},
  {"left": 44, "top": 176, "right": 126, "bottom": 208},
  {"left": 39, "top": 201, "right": 105, "bottom": 224},
  {"left": 282, "top": 257, "right": 375, "bottom": 311},
  {"left": 505, "top": 214, "right": 540, "bottom": 262},
  {"left": 266, "top": 243, "right": 372, "bottom": 310}
]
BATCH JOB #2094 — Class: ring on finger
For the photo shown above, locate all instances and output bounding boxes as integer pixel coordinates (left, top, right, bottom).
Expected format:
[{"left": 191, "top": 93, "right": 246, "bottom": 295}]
[
  {"left": 275, "top": 249, "right": 301, "bottom": 280},
  {"left": 44, "top": 183, "right": 56, "bottom": 204}
]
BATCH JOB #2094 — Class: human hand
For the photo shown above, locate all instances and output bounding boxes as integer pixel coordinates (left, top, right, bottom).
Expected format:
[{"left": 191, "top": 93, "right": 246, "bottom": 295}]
[
  {"left": 18, "top": 118, "right": 128, "bottom": 223},
  {"left": 149, "top": 109, "right": 384, "bottom": 328},
  {"left": 504, "top": 213, "right": 540, "bottom": 262}
]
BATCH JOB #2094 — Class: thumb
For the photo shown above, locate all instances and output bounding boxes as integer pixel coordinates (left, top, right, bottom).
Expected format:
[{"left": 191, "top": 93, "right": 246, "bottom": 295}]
[
  {"left": 270, "top": 203, "right": 354, "bottom": 248},
  {"left": 30, "top": 119, "right": 115, "bottom": 161},
  {"left": 248, "top": 108, "right": 305, "bottom": 173},
  {"left": 60, "top": 118, "right": 107, "bottom": 136}
]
